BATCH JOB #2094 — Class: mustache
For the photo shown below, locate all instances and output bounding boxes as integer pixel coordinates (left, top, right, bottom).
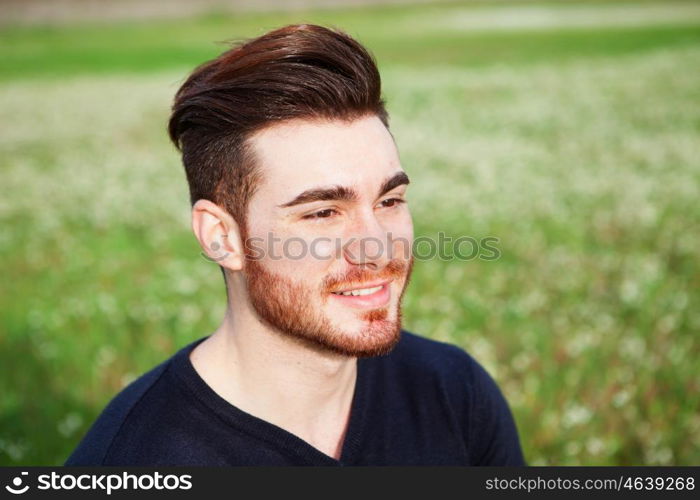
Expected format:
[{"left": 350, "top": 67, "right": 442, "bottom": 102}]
[{"left": 322, "top": 259, "right": 410, "bottom": 292}]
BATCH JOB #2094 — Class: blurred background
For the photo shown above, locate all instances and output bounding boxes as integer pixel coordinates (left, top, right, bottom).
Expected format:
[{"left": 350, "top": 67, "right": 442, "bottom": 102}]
[{"left": 1, "top": 0, "right": 699, "bottom": 466}]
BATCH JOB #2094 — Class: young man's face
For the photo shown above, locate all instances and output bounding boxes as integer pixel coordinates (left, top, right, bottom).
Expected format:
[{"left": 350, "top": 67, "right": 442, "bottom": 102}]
[{"left": 242, "top": 114, "right": 414, "bottom": 357}]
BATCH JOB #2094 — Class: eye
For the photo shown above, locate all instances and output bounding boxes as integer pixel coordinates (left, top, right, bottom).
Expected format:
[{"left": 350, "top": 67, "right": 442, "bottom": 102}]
[
  {"left": 303, "top": 208, "right": 338, "bottom": 220},
  {"left": 378, "top": 197, "right": 405, "bottom": 209}
]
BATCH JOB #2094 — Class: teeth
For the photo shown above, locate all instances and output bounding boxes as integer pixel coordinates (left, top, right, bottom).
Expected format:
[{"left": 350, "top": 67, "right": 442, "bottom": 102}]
[{"left": 333, "top": 285, "right": 383, "bottom": 297}]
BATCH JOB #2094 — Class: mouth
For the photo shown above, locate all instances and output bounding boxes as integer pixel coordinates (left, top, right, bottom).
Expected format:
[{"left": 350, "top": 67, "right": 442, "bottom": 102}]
[{"left": 329, "top": 280, "right": 392, "bottom": 308}]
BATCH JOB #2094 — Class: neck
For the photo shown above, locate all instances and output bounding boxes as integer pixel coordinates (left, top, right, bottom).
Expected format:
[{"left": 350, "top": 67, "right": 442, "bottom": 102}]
[{"left": 190, "top": 302, "right": 357, "bottom": 459}]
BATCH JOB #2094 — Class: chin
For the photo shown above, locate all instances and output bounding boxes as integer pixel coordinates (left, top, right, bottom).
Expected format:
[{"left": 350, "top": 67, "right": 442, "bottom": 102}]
[{"left": 333, "top": 313, "right": 402, "bottom": 357}]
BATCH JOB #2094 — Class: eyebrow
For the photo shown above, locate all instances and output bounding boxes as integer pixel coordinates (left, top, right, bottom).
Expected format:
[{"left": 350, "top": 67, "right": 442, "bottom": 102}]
[
  {"left": 279, "top": 171, "right": 410, "bottom": 209},
  {"left": 378, "top": 171, "right": 410, "bottom": 198}
]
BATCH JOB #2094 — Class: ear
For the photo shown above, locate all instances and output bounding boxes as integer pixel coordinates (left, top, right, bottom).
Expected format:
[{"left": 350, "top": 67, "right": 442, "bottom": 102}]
[{"left": 191, "top": 199, "right": 244, "bottom": 272}]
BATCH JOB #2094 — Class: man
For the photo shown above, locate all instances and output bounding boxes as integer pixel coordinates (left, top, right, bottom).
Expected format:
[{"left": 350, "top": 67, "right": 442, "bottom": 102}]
[{"left": 66, "top": 24, "right": 525, "bottom": 466}]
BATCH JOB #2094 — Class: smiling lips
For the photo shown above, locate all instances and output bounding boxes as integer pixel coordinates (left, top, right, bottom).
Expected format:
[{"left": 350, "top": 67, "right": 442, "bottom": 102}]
[{"left": 330, "top": 281, "right": 391, "bottom": 308}]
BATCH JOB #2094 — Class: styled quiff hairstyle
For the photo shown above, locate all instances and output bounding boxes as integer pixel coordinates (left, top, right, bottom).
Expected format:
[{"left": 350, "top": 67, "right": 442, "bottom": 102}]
[{"left": 168, "top": 24, "right": 389, "bottom": 231}]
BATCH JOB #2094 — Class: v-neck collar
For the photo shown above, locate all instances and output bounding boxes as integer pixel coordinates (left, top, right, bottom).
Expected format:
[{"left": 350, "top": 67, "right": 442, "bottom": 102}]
[{"left": 170, "top": 336, "right": 371, "bottom": 466}]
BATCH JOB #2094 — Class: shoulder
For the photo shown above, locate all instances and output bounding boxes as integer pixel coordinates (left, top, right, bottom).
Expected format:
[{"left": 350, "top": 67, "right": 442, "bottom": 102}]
[
  {"left": 389, "top": 330, "right": 486, "bottom": 381},
  {"left": 386, "top": 330, "right": 526, "bottom": 465},
  {"left": 64, "top": 351, "right": 178, "bottom": 466}
]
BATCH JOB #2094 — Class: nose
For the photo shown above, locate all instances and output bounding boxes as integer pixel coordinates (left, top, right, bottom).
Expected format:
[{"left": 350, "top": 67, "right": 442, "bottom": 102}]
[{"left": 342, "top": 210, "right": 392, "bottom": 270}]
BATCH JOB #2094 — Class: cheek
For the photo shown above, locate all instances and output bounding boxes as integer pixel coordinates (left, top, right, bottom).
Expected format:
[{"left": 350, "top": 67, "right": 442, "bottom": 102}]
[
  {"left": 388, "top": 213, "right": 414, "bottom": 258},
  {"left": 252, "top": 231, "right": 333, "bottom": 282},
  {"left": 308, "top": 238, "right": 335, "bottom": 260}
]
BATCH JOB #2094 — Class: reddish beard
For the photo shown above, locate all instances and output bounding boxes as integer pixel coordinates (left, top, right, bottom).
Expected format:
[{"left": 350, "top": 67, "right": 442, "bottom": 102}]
[{"left": 243, "top": 255, "right": 414, "bottom": 358}]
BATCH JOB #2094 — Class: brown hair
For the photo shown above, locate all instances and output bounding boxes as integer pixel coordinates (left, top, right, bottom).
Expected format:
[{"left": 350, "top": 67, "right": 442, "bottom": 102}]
[{"left": 168, "top": 23, "right": 389, "bottom": 227}]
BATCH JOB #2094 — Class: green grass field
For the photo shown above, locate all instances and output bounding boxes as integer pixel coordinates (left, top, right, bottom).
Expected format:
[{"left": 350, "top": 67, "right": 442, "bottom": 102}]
[{"left": 1, "top": 0, "right": 699, "bottom": 465}]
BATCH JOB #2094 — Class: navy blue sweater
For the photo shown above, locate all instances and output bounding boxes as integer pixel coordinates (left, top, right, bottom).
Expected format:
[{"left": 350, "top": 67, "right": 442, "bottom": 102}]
[{"left": 65, "top": 331, "right": 525, "bottom": 466}]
